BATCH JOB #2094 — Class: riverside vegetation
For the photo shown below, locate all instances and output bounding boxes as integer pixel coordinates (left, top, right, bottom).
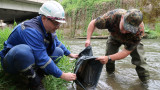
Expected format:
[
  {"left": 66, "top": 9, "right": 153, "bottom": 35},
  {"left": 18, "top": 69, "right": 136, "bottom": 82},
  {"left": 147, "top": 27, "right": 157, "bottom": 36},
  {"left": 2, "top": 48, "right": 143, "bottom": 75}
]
[{"left": 60, "top": 0, "right": 160, "bottom": 38}]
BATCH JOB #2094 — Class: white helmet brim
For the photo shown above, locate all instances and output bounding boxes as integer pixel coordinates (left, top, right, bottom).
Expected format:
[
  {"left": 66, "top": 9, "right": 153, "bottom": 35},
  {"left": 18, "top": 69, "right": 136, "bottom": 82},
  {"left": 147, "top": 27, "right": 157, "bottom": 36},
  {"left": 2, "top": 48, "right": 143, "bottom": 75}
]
[{"left": 55, "top": 20, "right": 66, "bottom": 23}]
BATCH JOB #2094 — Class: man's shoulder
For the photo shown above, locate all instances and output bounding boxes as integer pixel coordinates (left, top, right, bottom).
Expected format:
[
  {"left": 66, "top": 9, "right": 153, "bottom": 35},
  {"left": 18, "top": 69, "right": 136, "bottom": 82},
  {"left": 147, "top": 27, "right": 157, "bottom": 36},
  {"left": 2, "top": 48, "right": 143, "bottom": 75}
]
[
  {"left": 24, "top": 16, "right": 40, "bottom": 29},
  {"left": 23, "top": 16, "right": 44, "bottom": 36},
  {"left": 108, "top": 9, "right": 127, "bottom": 16},
  {"left": 102, "top": 9, "right": 127, "bottom": 21}
]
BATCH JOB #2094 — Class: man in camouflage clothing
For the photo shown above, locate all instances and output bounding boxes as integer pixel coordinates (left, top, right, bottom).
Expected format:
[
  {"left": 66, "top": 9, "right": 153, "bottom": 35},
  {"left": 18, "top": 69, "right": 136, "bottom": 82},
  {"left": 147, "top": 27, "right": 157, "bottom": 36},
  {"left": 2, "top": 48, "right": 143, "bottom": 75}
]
[{"left": 85, "top": 9, "right": 150, "bottom": 83}]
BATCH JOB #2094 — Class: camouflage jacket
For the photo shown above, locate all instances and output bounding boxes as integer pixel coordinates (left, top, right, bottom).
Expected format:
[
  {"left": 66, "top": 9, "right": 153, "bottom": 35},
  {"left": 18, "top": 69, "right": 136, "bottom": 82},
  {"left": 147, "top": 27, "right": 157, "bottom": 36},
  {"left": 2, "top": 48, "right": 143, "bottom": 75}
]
[{"left": 94, "top": 9, "right": 144, "bottom": 51}]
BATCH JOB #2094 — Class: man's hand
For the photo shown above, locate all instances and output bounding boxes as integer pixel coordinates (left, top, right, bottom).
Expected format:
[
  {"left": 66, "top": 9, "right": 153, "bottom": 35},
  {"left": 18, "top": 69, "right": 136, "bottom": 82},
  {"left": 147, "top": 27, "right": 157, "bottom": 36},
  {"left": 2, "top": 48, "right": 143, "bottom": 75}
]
[
  {"left": 60, "top": 72, "right": 76, "bottom": 81},
  {"left": 68, "top": 53, "right": 79, "bottom": 58},
  {"left": 96, "top": 56, "right": 108, "bottom": 64},
  {"left": 85, "top": 39, "right": 91, "bottom": 47}
]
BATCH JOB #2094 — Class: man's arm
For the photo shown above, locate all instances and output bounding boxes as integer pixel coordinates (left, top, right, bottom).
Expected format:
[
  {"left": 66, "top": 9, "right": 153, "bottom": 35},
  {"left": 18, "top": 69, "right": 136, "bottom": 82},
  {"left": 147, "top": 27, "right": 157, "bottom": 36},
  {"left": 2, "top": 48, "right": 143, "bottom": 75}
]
[
  {"left": 96, "top": 48, "right": 132, "bottom": 64},
  {"left": 139, "top": 22, "right": 145, "bottom": 36},
  {"left": 85, "top": 19, "right": 96, "bottom": 47}
]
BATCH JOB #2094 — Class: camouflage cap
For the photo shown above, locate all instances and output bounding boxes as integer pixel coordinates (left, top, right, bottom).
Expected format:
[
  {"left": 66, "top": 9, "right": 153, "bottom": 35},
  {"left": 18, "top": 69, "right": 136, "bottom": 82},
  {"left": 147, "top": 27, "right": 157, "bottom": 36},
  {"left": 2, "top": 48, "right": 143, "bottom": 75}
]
[{"left": 123, "top": 9, "right": 143, "bottom": 34}]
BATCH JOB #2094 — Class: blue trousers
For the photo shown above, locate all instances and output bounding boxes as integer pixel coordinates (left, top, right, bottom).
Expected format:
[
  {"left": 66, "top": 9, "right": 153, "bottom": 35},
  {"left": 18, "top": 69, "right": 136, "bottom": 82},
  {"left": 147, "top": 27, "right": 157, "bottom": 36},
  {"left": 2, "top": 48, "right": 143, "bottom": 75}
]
[{"left": 3, "top": 44, "right": 64, "bottom": 74}]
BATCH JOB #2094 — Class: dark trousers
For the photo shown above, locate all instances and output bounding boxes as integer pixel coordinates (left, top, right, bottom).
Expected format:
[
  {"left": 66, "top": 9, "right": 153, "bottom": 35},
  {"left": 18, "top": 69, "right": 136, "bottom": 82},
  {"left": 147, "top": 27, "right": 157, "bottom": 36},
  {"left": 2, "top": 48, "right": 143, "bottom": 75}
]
[{"left": 105, "top": 36, "right": 150, "bottom": 82}]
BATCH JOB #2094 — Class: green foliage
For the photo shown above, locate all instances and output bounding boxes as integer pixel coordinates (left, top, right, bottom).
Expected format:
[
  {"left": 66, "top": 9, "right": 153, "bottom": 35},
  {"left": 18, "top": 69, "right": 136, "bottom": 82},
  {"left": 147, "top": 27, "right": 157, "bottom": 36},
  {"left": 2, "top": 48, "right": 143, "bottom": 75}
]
[
  {"left": 144, "top": 23, "right": 160, "bottom": 39},
  {"left": 56, "top": 29, "right": 64, "bottom": 41},
  {"left": 0, "top": 27, "right": 13, "bottom": 90},
  {"left": 62, "top": 0, "right": 112, "bottom": 13},
  {"left": 61, "top": 0, "right": 113, "bottom": 37},
  {"left": 92, "top": 32, "right": 100, "bottom": 36},
  {"left": 155, "top": 23, "right": 160, "bottom": 33},
  {"left": 144, "top": 25, "right": 150, "bottom": 33},
  {"left": 116, "top": 0, "right": 121, "bottom": 8},
  {"left": 13, "top": 20, "right": 17, "bottom": 27},
  {"left": 0, "top": 27, "right": 12, "bottom": 50},
  {"left": 44, "top": 56, "right": 75, "bottom": 90},
  {"left": 0, "top": 71, "right": 29, "bottom": 90}
]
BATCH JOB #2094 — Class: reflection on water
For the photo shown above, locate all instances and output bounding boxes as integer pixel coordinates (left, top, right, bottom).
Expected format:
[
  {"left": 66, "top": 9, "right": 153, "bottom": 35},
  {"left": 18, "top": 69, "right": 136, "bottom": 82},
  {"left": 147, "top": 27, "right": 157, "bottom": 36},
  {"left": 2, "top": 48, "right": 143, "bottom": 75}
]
[{"left": 65, "top": 39, "right": 160, "bottom": 90}]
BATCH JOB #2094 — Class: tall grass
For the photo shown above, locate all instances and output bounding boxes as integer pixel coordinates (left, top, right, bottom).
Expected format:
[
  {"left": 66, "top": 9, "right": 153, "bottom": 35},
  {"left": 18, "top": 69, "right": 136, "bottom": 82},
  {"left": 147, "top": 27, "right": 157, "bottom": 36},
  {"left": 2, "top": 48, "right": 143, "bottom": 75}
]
[
  {"left": 0, "top": 26, "right": 75, "bottom": 90},
  {"left": 61, "top": 0, "right": 112, "bottom": 13},
  {"left": 144, "top": 23, "right": 160, "bottom": 39},
  {"left": 0, "top": 27, "right": 12, "bottom": 50},
  {"left": 0, "top": 27, "right": 13, "bottom": 89},
  {"left": 61, "top": 0, "right": 113, "bottom": 37}
]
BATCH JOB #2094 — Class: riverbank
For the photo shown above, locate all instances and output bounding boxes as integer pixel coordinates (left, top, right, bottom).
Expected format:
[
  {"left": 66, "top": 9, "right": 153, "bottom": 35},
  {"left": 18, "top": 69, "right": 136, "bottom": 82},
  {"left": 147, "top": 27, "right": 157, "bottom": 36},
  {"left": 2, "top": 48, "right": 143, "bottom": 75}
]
[{"left": 75, "top": 36, "right": 108, "bottom": 39}]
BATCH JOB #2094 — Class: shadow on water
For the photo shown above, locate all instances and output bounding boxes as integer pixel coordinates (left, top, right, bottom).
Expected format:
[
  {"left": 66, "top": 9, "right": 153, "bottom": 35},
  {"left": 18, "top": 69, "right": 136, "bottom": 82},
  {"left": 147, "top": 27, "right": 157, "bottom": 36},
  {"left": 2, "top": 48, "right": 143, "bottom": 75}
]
[{"left": 65, "top": 38, "right": 160, "bottom": 90}]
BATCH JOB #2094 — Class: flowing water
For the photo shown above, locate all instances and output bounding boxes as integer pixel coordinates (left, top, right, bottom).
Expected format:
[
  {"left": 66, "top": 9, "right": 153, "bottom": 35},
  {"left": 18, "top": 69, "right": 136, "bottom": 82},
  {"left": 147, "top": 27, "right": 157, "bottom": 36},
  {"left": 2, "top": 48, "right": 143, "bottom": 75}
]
[{"left": 65, "top": 39, "right": 160, "bottom": 90}]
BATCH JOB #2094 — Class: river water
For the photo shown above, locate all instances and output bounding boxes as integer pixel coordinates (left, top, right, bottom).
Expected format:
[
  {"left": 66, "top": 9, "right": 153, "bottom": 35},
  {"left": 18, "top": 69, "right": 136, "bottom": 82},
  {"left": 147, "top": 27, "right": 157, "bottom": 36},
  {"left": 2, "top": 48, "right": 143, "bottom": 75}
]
[{"left": 65, "top": 38, "right": 160, "bottom": 90}]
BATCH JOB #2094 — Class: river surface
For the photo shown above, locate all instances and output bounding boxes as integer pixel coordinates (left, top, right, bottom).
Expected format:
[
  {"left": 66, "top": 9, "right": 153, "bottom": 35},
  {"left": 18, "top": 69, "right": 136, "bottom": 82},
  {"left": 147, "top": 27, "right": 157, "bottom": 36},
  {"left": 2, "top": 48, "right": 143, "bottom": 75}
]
[{"left": 65, "top": 39, "right": 160, "bottom": 90}]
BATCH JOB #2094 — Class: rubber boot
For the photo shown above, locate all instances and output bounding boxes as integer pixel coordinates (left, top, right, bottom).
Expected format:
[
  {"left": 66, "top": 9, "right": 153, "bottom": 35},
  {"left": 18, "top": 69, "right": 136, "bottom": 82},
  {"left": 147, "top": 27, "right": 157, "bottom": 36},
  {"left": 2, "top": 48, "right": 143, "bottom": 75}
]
[
  {"left": 106, "top": 61, "right": 115, "bottom": 74},
  {"left": 136, "top": 66, "right": 150, "bottom": 84},
  {"left": 28, "top": 75, "right": 45, "bottom": 90},
  {"left": 22, "top": 68, "right": 45, "bottom": 90}
]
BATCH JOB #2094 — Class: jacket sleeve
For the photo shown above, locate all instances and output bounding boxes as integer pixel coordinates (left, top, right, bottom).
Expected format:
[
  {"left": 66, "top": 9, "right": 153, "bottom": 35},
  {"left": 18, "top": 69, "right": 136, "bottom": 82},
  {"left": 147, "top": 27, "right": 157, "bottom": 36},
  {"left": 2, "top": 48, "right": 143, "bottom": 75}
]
[
  {"left": 21, "top": 28, "right": 62, "bottom": 77},
  {"left": 53, "top": 34, "right": 71, "bottom": 56}
]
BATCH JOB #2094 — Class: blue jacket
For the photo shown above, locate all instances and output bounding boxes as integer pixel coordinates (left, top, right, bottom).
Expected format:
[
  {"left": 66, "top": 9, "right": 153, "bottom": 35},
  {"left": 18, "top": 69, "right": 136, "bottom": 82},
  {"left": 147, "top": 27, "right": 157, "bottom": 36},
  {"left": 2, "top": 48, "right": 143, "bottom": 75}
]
[{"left": 0, "top": 16, "right": 71, "bottom": 78}]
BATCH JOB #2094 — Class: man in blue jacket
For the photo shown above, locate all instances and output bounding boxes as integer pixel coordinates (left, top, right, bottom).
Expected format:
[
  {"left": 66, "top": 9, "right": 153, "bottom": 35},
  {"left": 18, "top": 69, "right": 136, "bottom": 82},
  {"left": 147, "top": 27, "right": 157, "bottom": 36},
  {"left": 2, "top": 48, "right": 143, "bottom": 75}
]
[{"left": 0, "top": 1, "right": 78, "bottom": 90}]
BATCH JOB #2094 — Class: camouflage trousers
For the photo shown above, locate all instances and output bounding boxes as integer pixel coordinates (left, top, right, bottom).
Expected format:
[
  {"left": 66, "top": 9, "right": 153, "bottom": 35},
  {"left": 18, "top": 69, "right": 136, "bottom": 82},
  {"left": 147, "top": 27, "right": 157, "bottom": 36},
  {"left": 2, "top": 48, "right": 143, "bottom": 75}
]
[{"left": 105, "top": 36, "right": 150, "bottom": 82}]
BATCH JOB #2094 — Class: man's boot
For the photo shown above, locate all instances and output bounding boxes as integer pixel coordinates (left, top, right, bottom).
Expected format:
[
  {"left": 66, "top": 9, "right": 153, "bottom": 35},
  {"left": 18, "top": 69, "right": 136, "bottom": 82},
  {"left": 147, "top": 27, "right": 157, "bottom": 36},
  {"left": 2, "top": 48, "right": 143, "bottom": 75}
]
[
  {"left": 106, "top": 61, "right": 115, "bottom": 74},
  {"left": 28, "top": 74, "right": 45, "bottom": 90},
  {"left": 136, "top": 66, "right": 150, "bottom": 84},
  {"left": 22, "top": 68, "right": 45, "bottom": 90}
]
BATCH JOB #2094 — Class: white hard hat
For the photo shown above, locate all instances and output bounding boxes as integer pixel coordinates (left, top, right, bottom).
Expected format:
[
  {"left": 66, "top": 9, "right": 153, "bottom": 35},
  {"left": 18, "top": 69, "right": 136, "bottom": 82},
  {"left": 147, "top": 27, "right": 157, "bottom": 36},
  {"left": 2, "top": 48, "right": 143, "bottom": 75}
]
[{"left": 39, "top": 1, "right": 66, "bottom": 23}]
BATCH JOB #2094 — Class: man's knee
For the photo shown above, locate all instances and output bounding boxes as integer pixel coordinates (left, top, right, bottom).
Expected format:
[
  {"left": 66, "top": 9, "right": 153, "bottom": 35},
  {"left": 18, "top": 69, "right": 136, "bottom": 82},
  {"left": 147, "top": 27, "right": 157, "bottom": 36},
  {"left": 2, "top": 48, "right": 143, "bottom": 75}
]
[
  {"left": 5, "top": 44, "right": 35, "bottom": 72},
  {"left": 51, "top": 47, "right": 64, "bottom": 58},
  {"left": 51, "top": 47, "right": 64, "bottom": 63},
  {"left": 55, "top": 47, "right": 64, "bottom": 56},
  {"left": 13, "top": 44, "right": 33, "bottom": 56}
]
